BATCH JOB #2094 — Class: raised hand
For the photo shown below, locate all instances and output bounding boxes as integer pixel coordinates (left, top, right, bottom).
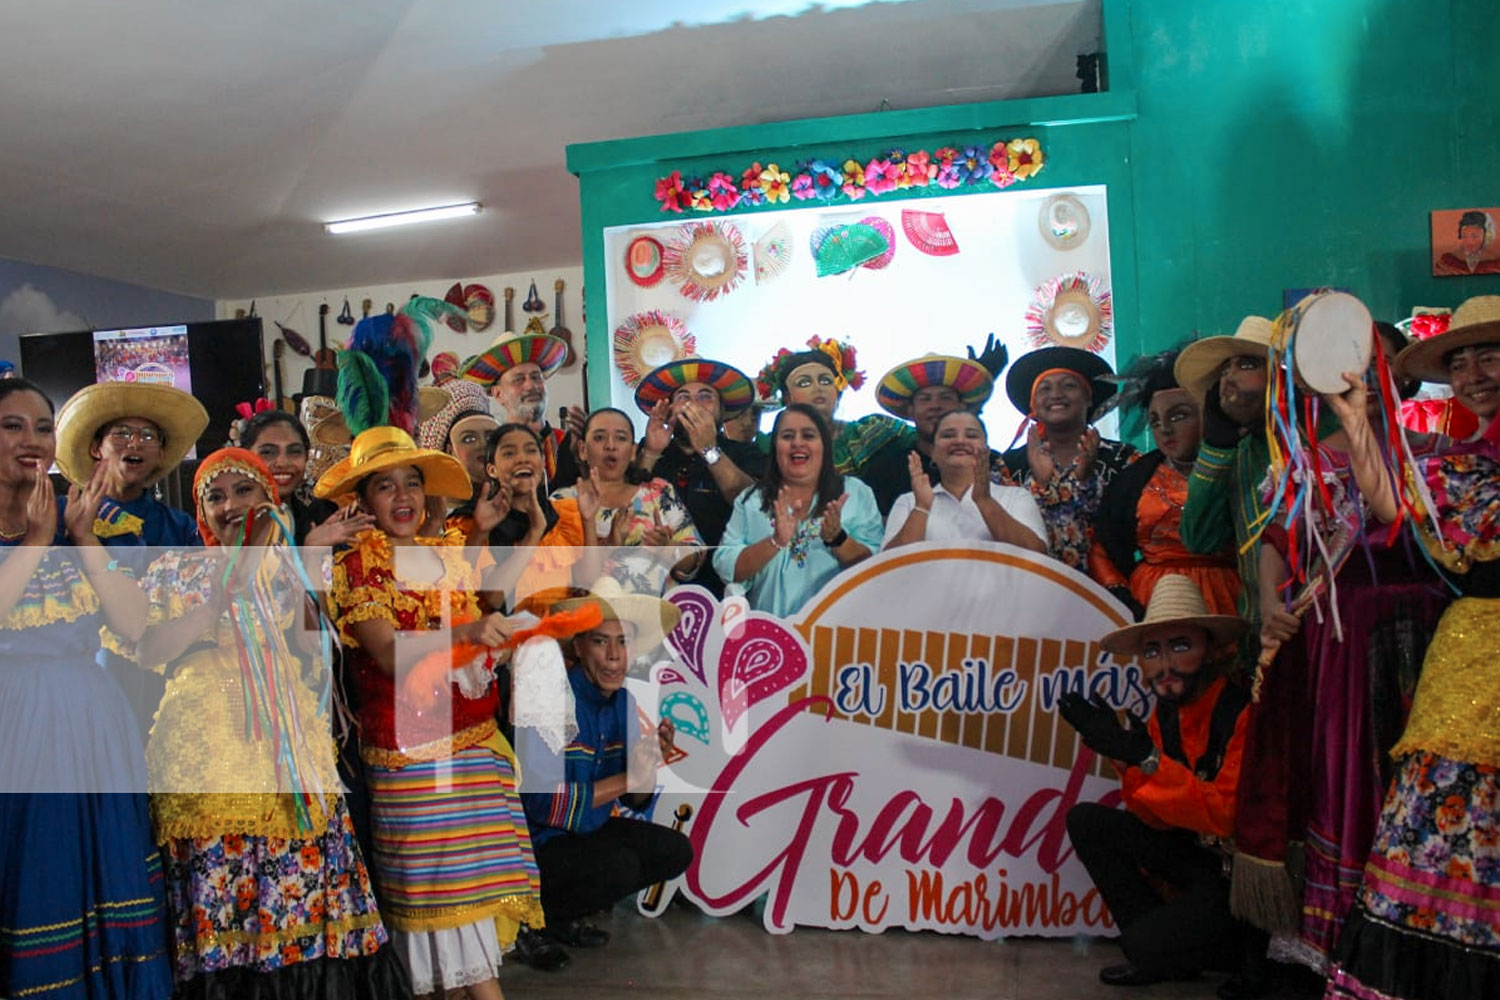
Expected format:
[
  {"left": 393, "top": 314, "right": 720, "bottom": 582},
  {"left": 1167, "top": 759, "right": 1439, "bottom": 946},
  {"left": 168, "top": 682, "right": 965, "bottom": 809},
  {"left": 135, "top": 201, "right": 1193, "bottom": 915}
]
[
  {"left": 641, "top": 508, "right": 673, "bottom": 548},
  {"left": 643, "top": 399, "right": 673, "bottom": 456},
  {"left": 966, "top": 332, "right": 1009, "bottom": 377},
  {"left": 575, "top": 466, "right": 605, "bottom": 524},
  {"left": 679, "top": 401, "right": 718, "bottom": 453},
  {"left": 1322, "top": 369, "right": 1370, "bottom": 431},
  {"left": 971, "top": 449, "right": 993, "bottom": 503},
  {"left": 468, "top": 479, "right": 512, "bottom": 535},
  {"left": 24, "top": 467, "right": 57, "bottom": 545},
  {"left": 62, "top": 464, "right": 107, "bottom": 544},
  {"left": 772, "top": 485, "right": 803, "bottom": 549},
  {"left": 1026, "top": 423, "right": 1056, "bottom": 485},
  {"left": 466, "top": 611, "right": 515, "bottom": 648},
  {"left": 304, "top": 503, "right": 378, "bottom": 548},
  {"left": 1075, "top": 427, "right": 1101, "bottom": 479},
  {"left": 907, "top": 451, "right": 935, "bottom": 511},
  {"left": 819, "top": 492, "right": 849, "bottom": 545}
]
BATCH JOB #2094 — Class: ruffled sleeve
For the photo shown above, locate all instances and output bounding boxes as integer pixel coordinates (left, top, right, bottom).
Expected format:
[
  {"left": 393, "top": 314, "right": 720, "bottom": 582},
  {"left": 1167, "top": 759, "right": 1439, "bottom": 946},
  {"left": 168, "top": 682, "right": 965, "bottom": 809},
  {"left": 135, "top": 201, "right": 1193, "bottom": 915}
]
[
  {"left": 1407, "top": 444, "right": 1500, "bottom": 570},
  {"left": 101, "top": 549, "right": 217, "bottom": 668},
  {"left": 329, "top": 530, "right": 398, "bottom": 647}
]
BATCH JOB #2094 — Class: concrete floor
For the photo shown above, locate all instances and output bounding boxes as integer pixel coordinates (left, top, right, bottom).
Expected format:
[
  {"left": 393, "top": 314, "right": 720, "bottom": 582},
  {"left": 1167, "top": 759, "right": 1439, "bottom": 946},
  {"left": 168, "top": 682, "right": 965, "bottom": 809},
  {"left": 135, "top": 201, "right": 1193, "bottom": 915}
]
[{"left": 498, "top": 904, "right": 1271, "bottom": 999}]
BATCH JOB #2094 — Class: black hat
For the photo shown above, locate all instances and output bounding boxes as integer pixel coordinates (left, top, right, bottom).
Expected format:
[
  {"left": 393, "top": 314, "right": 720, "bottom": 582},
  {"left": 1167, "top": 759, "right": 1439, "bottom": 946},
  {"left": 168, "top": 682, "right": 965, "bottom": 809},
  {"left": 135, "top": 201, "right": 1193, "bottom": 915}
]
[{"left": 1004, "top": 346, "right": 1117, "bottom": 419}]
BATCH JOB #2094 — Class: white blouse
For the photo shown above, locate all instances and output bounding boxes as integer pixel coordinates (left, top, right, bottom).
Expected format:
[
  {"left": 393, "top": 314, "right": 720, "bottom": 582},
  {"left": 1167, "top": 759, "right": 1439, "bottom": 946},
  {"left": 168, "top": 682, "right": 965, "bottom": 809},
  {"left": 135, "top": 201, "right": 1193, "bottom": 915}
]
[{"left": 882, "top": 481, "right": 1047, "bottom": 550}]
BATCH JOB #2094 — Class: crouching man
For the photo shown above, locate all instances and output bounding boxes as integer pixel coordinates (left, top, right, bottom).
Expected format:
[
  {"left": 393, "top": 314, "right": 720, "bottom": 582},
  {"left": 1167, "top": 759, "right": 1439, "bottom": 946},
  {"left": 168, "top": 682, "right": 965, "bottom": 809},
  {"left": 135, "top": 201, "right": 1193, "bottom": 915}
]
[
  {"left": 1061, "top": 574, "right": 1268, "bottom": 999},
  {"left": 519, "top": 578, "right": 694, "bottom": 958}
]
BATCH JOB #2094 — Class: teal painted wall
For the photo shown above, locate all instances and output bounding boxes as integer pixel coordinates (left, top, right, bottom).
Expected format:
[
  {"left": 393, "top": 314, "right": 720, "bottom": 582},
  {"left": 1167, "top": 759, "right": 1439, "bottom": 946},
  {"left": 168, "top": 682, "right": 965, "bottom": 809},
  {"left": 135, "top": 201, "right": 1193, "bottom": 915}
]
[
  {"left": 1127, "top": 0, "right": 1500, "bottom": 344},
  {"left": 569, "top": 0, "right": 1500, "bottom": 402}
]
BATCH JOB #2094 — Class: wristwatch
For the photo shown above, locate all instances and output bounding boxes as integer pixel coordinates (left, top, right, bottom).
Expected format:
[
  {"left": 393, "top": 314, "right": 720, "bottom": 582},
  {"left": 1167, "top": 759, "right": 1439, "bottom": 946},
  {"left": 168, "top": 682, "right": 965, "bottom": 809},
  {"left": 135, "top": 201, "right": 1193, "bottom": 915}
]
[
  {"left": 1138, "top": 747, "right": 1160, "bottom": 776},
  {"left": 701, "top": 446, "right": 722, "bottom": 466}
]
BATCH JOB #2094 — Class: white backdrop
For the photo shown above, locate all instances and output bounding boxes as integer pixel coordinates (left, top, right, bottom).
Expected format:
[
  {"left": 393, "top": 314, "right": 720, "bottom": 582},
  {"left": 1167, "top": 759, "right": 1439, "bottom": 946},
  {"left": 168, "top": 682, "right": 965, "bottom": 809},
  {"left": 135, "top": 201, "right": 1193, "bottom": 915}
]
[{"left": 603, "top": 183, "right": 1114, "bottom": 444}]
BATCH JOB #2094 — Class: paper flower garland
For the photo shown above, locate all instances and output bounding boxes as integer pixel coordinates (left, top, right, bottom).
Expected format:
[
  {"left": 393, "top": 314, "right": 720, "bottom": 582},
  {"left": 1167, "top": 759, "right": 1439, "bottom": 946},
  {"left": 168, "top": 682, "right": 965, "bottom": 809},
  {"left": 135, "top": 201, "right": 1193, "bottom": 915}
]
[{"left": 653, "top": 138, "right": 1044, "bottom": 215}]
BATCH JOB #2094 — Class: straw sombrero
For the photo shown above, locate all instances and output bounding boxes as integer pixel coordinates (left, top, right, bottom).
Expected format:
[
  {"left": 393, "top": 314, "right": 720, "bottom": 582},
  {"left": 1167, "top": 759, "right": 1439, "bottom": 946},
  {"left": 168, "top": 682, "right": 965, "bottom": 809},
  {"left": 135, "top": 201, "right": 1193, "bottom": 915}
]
[
  {"left": 55, "top": 382, "right": 209, "bottom": 486},
  {"left": 1395, "top": 295, "right": 1500, "bottom": 384},
  {"left": 1004, "top": 345, "right": 1117, "bottom": 418},
  {"left": 1173, "top": 316, "right": 1274, "bottom": 398},
  {"left": 1100, "top": 575, "right": 1247, "bottom": 657},
  {"left": 876, "top": 354, "right": 994, "bottom": 419},
  {"left": 459, "top": 330, "right": 568, "bottom": 388},
  {"left": 663, "top": 221, "right": 748, "bottom": 303},
  {"left": 634, "top": 358, "right": 755, "bottom": 416},
  {"left": 552, "top": 577, "right": 683, "bottom": 654},
  {"left": 313, "top": 426, "right": 473, "bottom": 503}
]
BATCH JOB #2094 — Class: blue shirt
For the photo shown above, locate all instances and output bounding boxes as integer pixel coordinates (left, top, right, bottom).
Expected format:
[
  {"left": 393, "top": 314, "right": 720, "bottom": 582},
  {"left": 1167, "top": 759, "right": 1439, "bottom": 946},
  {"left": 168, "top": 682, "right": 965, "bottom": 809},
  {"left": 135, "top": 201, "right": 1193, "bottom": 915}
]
[
  {"left": 711, "top": 475, "right": 884, "bottom": 618},
  {"left": 521, "top": 666, "right": 646, "bottom": 847}
]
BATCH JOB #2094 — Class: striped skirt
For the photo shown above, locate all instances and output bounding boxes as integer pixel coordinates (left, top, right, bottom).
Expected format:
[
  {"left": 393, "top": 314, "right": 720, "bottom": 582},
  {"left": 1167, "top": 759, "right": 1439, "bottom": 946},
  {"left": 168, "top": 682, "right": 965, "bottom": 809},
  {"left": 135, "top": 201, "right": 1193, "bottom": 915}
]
[{"left": 365, "top": 737, "right": 543, "bottom": 941}]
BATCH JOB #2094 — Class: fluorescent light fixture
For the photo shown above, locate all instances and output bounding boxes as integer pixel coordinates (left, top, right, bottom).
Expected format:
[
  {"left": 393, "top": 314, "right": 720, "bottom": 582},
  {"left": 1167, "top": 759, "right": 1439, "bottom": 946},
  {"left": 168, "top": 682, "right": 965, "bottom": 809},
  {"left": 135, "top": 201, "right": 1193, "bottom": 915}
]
[{"left": 325, "top": 202, "right": 481, "bottom": 235}]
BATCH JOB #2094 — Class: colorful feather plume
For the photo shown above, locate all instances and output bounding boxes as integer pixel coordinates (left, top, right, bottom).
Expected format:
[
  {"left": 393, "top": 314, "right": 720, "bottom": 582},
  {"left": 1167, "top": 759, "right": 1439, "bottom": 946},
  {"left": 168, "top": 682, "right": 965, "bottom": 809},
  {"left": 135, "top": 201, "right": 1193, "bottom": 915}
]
[
  {"left": 335, "top": 349, "right": 389, "bottom": 436},
  {"left": 1095, "top": 346, "right": 1185, "bottom": 438}
]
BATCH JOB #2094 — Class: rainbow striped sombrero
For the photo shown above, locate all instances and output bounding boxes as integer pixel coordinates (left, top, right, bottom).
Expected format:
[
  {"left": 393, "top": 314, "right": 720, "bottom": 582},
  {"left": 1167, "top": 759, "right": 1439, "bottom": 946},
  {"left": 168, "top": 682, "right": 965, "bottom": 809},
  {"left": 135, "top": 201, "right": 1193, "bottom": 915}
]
[
  {"left": 876, "top": 354, "right": 994, "bottom": 419},
  {"left": 634, "top": 358, "right": 755, "bottom": 415},
  {"left": 459, "top": 331, "right": 568, "bottom": 387}
]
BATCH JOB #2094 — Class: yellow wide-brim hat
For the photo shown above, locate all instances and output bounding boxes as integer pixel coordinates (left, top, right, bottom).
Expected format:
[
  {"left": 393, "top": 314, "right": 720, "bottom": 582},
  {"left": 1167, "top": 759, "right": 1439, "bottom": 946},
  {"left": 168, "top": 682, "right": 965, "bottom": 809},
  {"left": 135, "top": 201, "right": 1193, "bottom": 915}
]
[
  {"left": 1173, "top": 316, "right": 1274, "bottom": 399},
  {"left": 551, "top": 576, "right": 683, "bottom": 654},
  {"left": 1395, "top": 295, "right": 1500, "bottom": 384},
  {"left": 313, "top": 426, "right": 474, "bottom": 503},
  {"left": 1100, "top": 575, "right": 1247, "bottom": 657},
  {"left": 54, "top": 382, "right": 209, "bottom": 486}
]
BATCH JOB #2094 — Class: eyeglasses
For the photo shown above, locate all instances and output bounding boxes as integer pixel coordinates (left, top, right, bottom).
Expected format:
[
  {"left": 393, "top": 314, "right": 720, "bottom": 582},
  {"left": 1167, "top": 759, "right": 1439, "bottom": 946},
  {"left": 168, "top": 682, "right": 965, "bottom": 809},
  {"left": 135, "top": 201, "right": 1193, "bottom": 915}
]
[
  {"left": 672, "top": 390, "right": 719, "bottom": 406},
  {"left": 106, "top": 426, "right": 161, "bottom": 445}
]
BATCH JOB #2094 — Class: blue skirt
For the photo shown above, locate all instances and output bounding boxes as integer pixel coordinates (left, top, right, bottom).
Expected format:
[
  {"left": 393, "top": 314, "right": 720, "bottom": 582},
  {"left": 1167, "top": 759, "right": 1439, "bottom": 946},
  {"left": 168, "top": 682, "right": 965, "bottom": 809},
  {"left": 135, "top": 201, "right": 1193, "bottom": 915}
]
[{"left": 0, "top": 634, "right": 173, "bottom": 1000}]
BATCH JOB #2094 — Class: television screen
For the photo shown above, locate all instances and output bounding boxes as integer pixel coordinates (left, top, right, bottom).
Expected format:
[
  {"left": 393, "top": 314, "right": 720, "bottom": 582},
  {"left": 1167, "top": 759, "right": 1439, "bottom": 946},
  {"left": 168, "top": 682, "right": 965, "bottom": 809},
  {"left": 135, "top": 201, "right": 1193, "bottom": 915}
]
[{"left": 19, "top": 318, "right": 266, "bottom": 462}]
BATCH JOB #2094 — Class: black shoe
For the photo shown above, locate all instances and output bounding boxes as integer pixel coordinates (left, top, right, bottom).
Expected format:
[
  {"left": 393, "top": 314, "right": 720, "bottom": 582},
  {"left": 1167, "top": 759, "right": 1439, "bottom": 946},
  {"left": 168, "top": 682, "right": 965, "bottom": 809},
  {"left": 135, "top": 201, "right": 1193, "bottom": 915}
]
[
  {"left": 1099, "top": 964, "right": 1200, "bottom": 987},
  {"left": 511, "top": 927, "right": 570, "bottom": 971},
  {"left": 546, "top": 917, "right": 611, "bottom": 949},
  {"left": 1216, "top": 971, "right": 1273, "bottom": 1000}
]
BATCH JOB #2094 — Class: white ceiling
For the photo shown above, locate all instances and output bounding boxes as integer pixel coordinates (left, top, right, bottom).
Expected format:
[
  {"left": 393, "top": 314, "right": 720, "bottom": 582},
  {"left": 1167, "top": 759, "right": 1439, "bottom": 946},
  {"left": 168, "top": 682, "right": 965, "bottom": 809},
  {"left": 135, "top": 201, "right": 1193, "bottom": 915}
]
[{"left": 0, "top": 0, "right": 1098, "bottom": 301}]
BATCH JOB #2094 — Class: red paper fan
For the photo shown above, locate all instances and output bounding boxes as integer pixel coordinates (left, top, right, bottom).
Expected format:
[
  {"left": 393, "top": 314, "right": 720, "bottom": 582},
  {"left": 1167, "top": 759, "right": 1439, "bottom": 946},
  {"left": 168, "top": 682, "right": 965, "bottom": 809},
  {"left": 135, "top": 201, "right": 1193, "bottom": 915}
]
[{"left": 901, "top": 209, "right": 960, "bottom": 256}]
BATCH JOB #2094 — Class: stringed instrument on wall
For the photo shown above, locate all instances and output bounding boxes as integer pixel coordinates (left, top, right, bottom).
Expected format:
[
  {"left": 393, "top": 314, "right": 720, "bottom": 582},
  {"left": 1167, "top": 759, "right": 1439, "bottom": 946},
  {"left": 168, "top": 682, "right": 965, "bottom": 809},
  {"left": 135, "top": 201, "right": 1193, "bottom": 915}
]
[
  {"left": 272, "top": 339, "right": 289, "bottom": 410},
  {"left": 551, "top": 278, "right": 576, "bottom": 367},
  {"left": 302, "top": 302, "right": 339, "bottom": 398}
]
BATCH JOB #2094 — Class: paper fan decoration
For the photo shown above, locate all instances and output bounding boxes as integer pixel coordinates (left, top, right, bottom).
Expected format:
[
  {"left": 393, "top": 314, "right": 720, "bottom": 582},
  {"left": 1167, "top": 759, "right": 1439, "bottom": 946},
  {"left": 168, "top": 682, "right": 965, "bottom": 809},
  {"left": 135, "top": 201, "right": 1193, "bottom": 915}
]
[
  {"left": 1038, "top": 193, "right": 1090, "bottom": 251},
  {"left": 810, "top": 222, "right": 890, "bottom": 277},
  {"left": 613, "top": 310, "right": 698, "bottom": 388},
  {"left": 901, "top": 209, "right": 959, "bottom": 256},
  {"left": 1024, "top": 272, "right": 1113, "bottom": 353},
  {"left": 663, "top": 221, "right": 748, "bottom": 302},
  {"left": 625, "top": 235, "right": 665, "bottom": 288},
  {"left": 754, "top": 221, "right": 794, "bottom": 284},
  {"left": 859, "top": 215, "right": 896, "bottom": 269}
]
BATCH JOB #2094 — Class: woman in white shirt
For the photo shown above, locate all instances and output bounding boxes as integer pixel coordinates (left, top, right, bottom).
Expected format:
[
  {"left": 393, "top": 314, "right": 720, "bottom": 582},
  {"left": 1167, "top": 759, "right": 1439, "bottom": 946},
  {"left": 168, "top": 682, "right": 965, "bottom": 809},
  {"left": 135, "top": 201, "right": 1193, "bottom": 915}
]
[{"left": 883, "top": 410, "right": 1048, "bottom": 552}]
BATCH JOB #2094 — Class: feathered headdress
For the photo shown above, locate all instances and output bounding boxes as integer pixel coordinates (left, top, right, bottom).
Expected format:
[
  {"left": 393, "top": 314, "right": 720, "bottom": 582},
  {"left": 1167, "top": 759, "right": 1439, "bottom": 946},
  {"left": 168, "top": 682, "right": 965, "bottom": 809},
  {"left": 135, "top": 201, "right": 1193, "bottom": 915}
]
[
  {"left": 1095, "top": 346, "right": 1185, "bottom": 439},
  {"left": 336, "top": 297, "right": 460, "bottom": 436}
]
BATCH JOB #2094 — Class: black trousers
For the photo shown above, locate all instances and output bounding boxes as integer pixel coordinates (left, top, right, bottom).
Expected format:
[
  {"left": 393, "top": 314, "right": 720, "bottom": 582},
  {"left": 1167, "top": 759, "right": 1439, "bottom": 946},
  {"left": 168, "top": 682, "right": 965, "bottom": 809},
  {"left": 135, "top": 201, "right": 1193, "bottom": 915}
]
[
  {"left": 1067, "top": 802, "right": 1254, "bottom": 976},
  {"left": 535, "top": 817, "right": 693, "bottom": 924}
]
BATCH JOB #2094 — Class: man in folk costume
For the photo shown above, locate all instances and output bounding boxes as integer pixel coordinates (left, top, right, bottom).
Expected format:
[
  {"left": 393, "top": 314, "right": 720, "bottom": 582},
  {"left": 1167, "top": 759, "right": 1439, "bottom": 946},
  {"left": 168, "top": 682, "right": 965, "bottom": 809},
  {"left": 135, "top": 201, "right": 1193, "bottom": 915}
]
[
  {"left": 861, "top": 348, "right": 1000, "bottom": 516},
  {"left": 631, "top": 357, "right": 765, "bottom": 597},
  {"left": 461, "top": 328, "right": 583, "bottom": 490},
  {"left": 1061, "top": 575, "right": 1270, "bottom": 999}
]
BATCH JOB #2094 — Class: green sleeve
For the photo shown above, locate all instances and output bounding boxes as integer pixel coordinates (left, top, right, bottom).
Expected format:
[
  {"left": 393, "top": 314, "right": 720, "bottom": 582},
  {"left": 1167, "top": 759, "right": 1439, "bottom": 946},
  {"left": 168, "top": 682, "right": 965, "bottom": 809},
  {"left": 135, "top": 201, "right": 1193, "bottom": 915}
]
[{"left": 1180, "top": 441, "right": 1236, "bottom": 554}]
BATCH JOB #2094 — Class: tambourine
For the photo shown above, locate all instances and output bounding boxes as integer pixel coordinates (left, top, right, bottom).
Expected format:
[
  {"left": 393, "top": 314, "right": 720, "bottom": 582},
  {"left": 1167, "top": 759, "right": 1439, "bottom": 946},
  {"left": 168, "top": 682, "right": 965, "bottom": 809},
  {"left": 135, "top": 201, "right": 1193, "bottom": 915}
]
[{"left": 1286, "top": 291, "right": 1373, "bottom": 394}]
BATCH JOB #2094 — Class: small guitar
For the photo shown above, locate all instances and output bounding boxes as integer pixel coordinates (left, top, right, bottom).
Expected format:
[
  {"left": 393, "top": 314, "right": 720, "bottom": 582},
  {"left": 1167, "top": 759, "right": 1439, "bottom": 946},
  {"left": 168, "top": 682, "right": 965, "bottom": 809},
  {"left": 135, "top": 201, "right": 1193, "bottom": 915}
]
[
  {"left": 551, "top": 278, "right": 576, "bottom": 367},
  {"left": 314, "top": 303, "right": 337, "bottom": 371},
  {"left": 272, "top": 339, "right": 289, "bottom": 410},
  {"left": 503, "top": 287, "right": 515, "bottom": 333}
]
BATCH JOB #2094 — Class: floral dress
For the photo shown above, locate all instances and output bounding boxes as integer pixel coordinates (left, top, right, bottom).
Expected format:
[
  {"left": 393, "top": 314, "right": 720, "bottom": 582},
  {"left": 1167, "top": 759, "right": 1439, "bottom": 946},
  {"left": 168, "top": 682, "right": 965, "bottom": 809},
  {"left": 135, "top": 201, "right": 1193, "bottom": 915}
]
[
  {"left": 1326, "top": 434, "right": 1500, "bottom": 1000},
  {"left": 117, "top": 546, "right": 405, "bottom": 1000},
  {"left": 552, "top": 477, "right": 704, "bottom": 595},
  {"left": 1002, "top": 438, "right": 1139, "bottom": 571}
]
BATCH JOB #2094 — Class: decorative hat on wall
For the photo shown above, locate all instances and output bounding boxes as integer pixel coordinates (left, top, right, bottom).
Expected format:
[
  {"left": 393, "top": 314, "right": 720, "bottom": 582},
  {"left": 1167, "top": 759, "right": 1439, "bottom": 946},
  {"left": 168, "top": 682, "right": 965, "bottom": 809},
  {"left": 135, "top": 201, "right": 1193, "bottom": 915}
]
[
  {"left": 613, "top": 310, "right": 697, "bottom": 388},
  {"left": 626, "top": 235, "right": 666, "bottom": 288},
  {"left": 1037, "top": 193, "right": 1091, "bottom": 251},
  {"left": 1024, "top": 272, "right": 1113, "bottom": 353},
  {"left": 663, "top": 221, "right": 748, "bottom": 302}
]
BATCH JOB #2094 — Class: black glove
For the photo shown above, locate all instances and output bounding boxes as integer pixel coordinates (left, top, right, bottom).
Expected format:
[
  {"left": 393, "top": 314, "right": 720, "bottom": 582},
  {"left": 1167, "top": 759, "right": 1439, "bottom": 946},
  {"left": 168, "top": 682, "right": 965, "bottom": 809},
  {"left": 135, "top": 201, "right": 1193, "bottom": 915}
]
[
  {"left": 1057, "top": 692, "right": 1154, "bottom": 764},
  {"left": 967, "top": 333, "right": 1009, "bottom": 377},
  {"left": 1200, "top": 383, "right": 1243, "bottom": 450}
]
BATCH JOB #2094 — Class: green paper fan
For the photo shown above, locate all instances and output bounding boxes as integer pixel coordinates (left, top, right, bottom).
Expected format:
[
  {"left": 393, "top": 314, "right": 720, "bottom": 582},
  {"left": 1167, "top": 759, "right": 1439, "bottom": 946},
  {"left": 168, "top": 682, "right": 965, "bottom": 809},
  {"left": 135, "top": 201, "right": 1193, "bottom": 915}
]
[{"left": 813, "top": 223, "right": 890, "bottom": 277}]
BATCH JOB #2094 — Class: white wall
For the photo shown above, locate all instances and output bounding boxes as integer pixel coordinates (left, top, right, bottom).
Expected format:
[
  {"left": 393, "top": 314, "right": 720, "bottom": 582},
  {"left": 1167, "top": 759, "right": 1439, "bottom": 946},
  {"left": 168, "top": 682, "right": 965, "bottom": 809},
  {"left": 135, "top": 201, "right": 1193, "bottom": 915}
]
[{"left": 218, "top": 265, "right": 588, "bottom": 415}]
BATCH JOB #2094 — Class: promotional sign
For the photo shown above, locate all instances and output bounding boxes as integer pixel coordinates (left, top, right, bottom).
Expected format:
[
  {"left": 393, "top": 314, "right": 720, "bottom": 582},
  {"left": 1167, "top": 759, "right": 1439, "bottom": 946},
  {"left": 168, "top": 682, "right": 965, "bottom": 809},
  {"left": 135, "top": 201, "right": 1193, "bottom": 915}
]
[{"left": 638, "top": 542, "right": 1142, "bottom": 938}]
